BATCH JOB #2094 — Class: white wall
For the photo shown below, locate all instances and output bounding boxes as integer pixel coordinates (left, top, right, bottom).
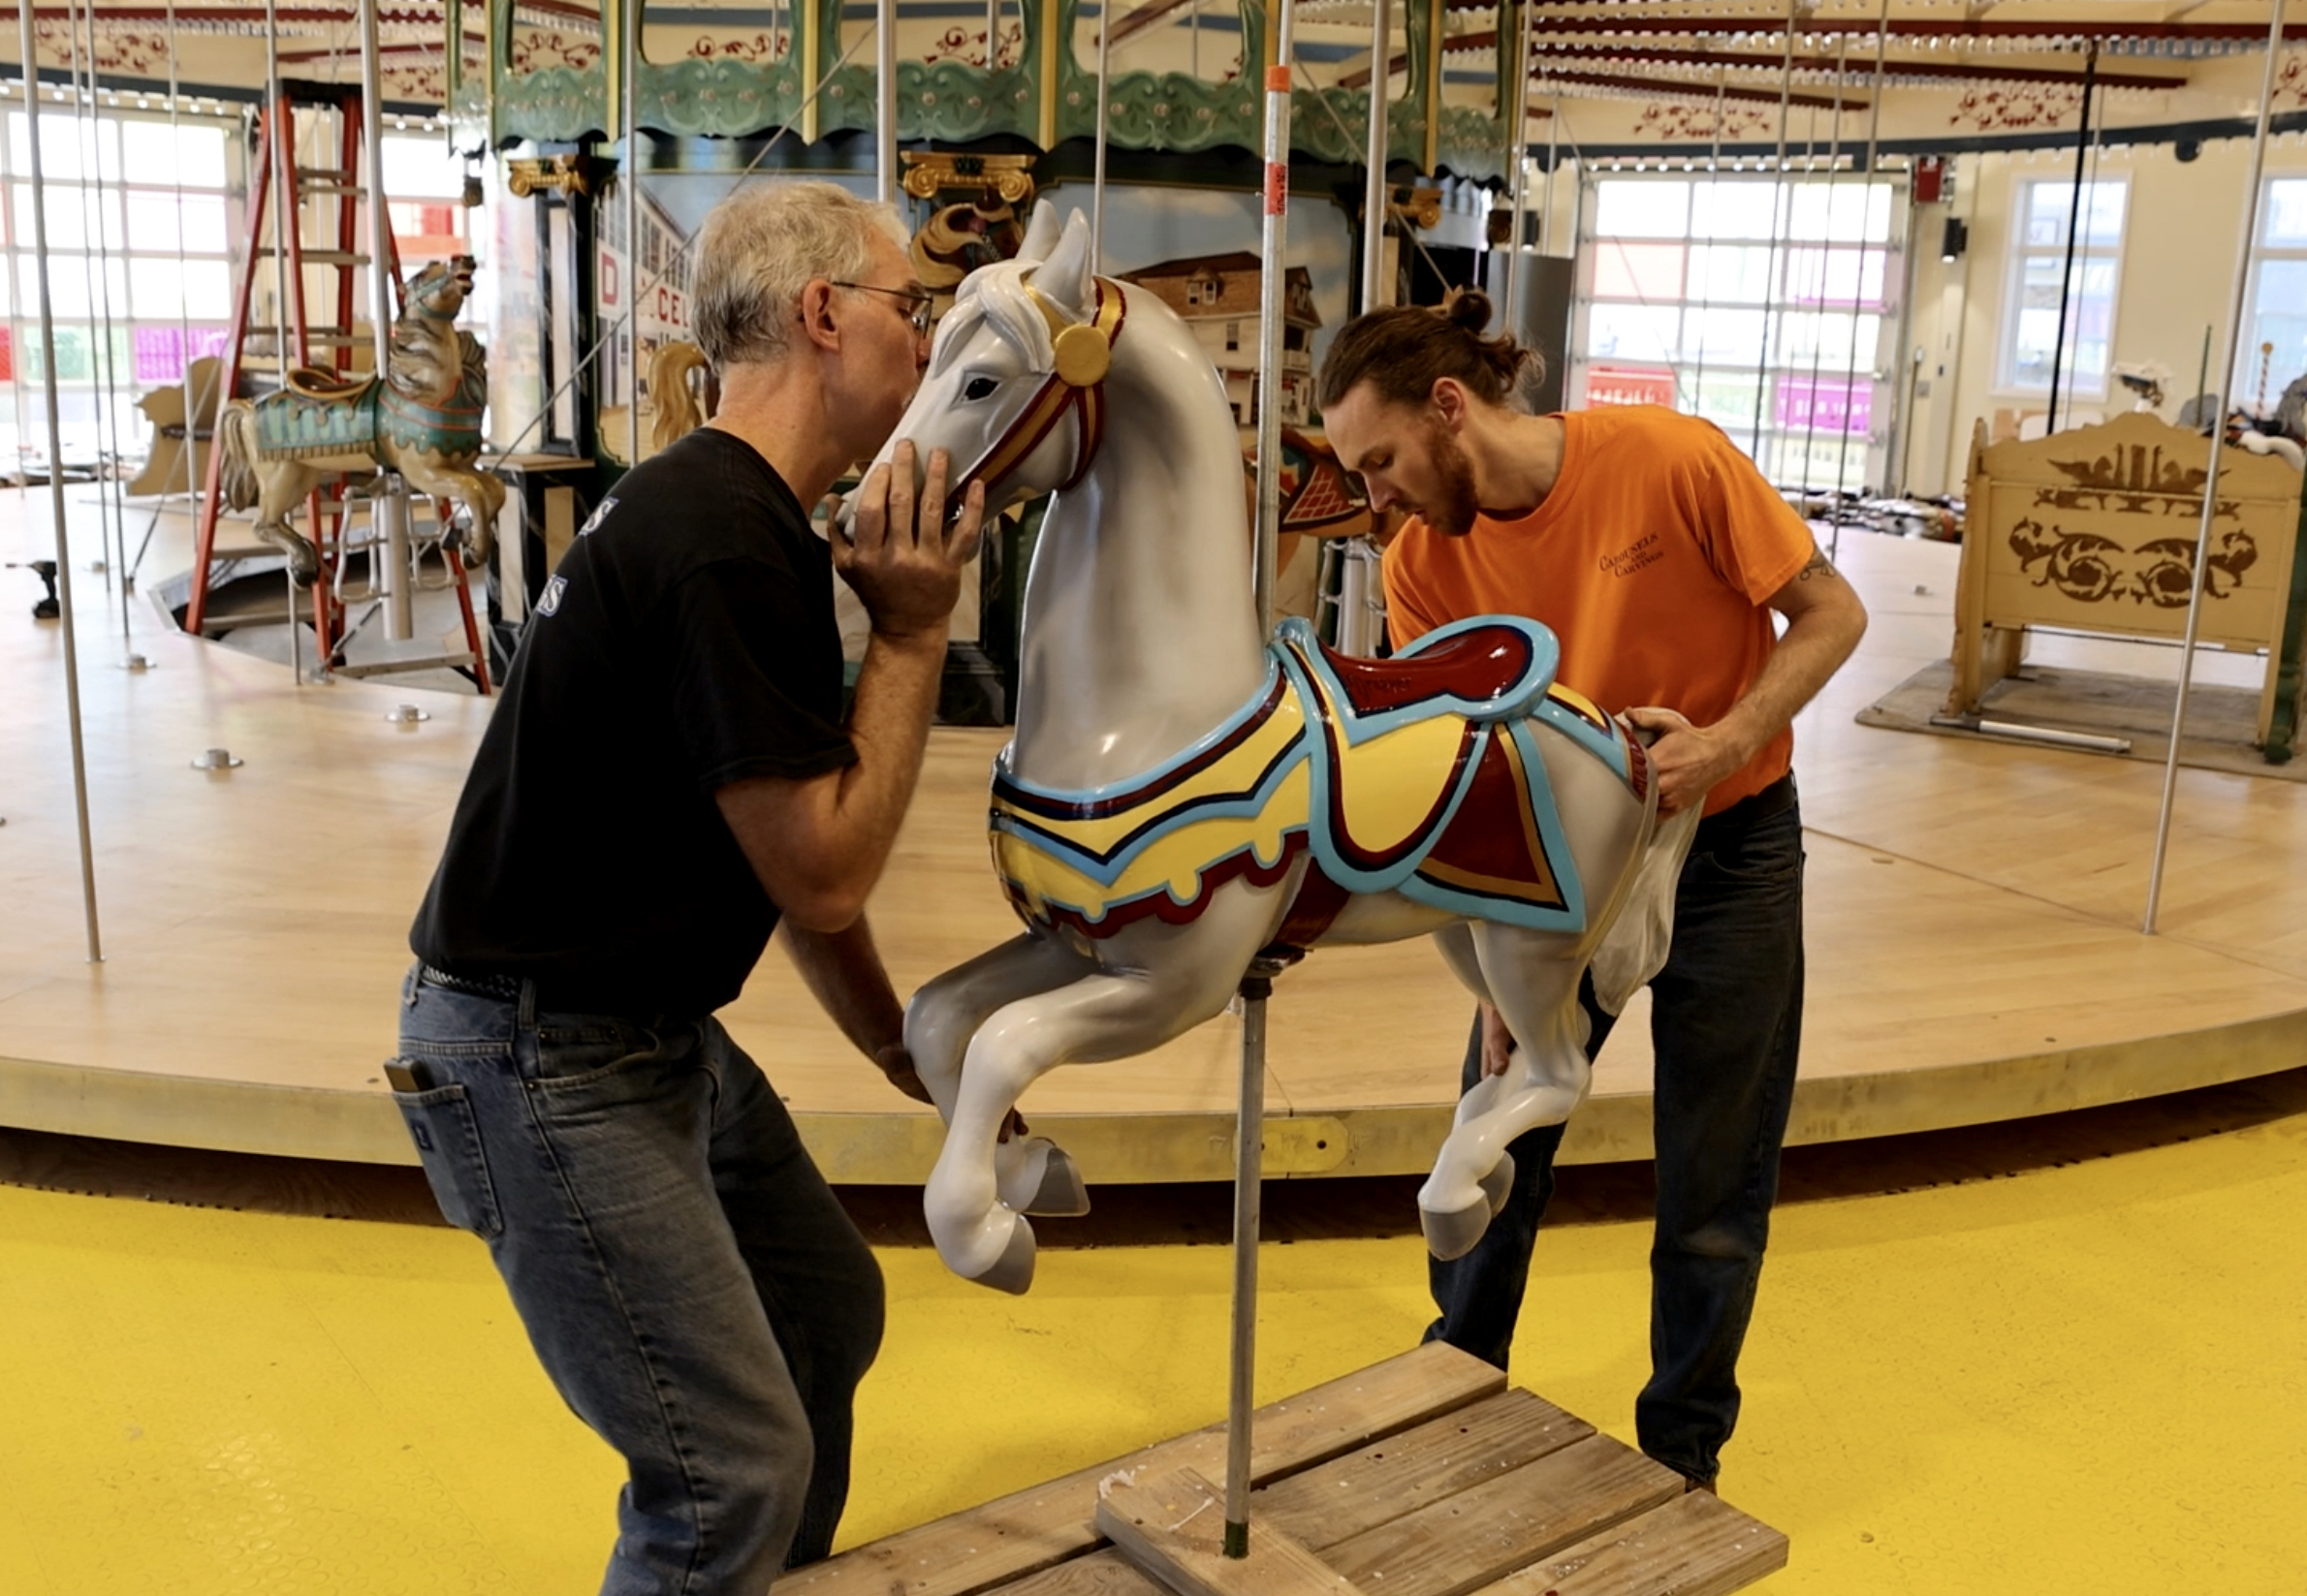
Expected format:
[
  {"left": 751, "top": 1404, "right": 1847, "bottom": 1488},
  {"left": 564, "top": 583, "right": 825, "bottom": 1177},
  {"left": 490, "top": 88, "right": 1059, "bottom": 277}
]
[{"left": 1904, "top": 135, "right": 2307, "bottom": 496}]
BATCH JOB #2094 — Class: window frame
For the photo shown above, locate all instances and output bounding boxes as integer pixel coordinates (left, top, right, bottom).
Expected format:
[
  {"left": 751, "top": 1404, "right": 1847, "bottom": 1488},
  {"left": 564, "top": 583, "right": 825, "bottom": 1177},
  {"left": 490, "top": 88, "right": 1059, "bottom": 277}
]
[
  {"left": 1993, "top": 172, "right": 2130, "bottom": 401},
  {"left": 2241, "top": 172, "right": 2307, "bottom": 407}
]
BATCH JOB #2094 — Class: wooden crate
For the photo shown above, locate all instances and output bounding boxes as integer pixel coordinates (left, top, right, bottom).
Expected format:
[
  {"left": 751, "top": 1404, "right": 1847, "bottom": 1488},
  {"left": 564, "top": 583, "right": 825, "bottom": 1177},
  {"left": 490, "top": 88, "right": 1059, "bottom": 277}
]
[
  {"left": 787, "top": 1343, "right": 1787, "bottom": 1596},
  {"left": 1947, "top": 412, "right": 2307, "bottom": 749}
]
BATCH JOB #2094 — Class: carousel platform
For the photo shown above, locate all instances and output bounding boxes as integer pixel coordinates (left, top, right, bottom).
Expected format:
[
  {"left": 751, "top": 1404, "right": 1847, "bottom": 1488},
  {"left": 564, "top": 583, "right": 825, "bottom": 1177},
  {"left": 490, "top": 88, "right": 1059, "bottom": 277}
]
[{"left": 4, "top": 497, "right": 2304, "bottom": 1179}]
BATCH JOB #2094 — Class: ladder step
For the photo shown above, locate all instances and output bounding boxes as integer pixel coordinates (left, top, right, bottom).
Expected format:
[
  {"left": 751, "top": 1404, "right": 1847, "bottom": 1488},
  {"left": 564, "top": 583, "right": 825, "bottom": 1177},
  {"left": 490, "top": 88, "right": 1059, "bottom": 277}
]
[
  {"left": 299, "top": 249, "right": 369, "bottom": 266},
  {"left": 299, "top": 181, "right": 366, "bottom": 197},
  {"left": 297, "top": 167, "right": 356, "bottom": 183}
]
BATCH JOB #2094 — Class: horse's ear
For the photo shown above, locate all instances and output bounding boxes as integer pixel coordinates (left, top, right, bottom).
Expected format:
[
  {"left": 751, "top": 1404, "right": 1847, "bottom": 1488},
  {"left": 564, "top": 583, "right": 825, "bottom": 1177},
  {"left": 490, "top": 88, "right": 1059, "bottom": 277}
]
[
  {"left": 1017, "top": 201, "right": 1061, "bottom": 266},
  {"left": 1034, "top": 210, "right": 1095, "bottom": 321}
]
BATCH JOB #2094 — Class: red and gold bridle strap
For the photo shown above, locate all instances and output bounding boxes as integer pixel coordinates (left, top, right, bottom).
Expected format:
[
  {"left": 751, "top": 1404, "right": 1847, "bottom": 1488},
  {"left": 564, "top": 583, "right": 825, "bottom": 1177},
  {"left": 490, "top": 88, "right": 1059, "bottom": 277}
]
[{"left": 955, "top": 276, "right": 1127, "bottom": 502}]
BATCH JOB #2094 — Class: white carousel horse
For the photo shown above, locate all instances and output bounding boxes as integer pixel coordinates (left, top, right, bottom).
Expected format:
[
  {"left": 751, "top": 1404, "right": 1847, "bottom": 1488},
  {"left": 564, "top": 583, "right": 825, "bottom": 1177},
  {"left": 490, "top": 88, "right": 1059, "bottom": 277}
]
[
  {"left": 216, "top": 255, "right": 501, "bottom": 584},
  {"left": 867, "top": 204, "right": 1672, "bottom": 1294}
]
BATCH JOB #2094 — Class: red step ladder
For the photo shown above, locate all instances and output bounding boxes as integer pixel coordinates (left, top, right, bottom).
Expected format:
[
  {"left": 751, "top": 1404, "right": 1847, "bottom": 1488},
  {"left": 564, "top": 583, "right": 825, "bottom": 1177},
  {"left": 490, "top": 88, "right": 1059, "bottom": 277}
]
[{"left": 186, "top": 78, "right": 490, "bottom": 694}]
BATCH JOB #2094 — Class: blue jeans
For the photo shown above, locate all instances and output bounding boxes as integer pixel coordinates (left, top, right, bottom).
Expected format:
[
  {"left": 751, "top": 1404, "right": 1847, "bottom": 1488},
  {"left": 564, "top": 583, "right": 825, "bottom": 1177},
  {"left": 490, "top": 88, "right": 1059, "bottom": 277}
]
[
  {"left": 393, "top": 969, "right": 885, "bottom": 1594},
  {"left": 1426, "top": 778, "right": 1805, "bottom": 1486}
]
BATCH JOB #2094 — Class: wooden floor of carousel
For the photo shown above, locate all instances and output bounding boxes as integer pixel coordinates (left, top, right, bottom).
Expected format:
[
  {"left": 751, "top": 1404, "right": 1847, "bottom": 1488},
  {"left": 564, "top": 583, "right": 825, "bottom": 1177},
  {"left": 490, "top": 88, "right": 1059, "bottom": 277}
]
[
  {"left": 5, "top": 502, "right": 2303, "bottom": 1176},
  {"left": 7, "top": 497, "right": 2307, "bottom": 1592}
]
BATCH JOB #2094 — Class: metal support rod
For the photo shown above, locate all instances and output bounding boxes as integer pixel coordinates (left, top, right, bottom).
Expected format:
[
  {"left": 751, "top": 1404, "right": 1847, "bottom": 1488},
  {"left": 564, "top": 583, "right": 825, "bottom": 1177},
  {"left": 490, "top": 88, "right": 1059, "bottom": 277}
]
[
  {"left": 1090, "top": 0, "right": 1112, "bottom": 268},
  {"left": 1500, "top": 0, "right": 1535, "bottom": 331},
  {"left": 1223, "top": 962, "right": 1278, "bottom": 1559},
  {"left": 626, "top": 0, "right": 645, "bottom": 469},
  {"left": 263, "top": 0, "right": 300, "bottom": 680},
  {"left": 358, "top": 0, "right": 413, "bottom": 642},
  {"left": 875, "top": 0, "right": 897, "bottom": 205},
  {"left": 1360, "top": 0, "right": 1391, "bottom": 311},
  {"left": 2042, "top": 42, "right": 2097, "bottom": 438},
  {"left": 14, "top": 31, "right": 105, "bottom": 964},
  {"left": 2143, "top": 0, "right": 2289, "bottom": 935},
  {"left": 1750, "top": 0, "right": 1797, "bottom": 460},
  {"left": 1842, "top": 0, "right": 1891, "bottom": 500},
  {"left": 986, "top": 0, "right": 1000, "bottom": 68},
  {"left": 1229, "top": 0, "right": 1295, "bottom": 1558},
  {"left": 1538, "top": 90, "right": 1557, "bottom": 256}
]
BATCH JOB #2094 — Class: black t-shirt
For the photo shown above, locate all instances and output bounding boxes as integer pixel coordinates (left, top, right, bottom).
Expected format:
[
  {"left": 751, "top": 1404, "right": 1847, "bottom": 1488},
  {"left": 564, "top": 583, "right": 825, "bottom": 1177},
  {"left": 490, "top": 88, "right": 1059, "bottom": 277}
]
[{"left": 409, "top": 427, "right": 857, "bottom": 1017}]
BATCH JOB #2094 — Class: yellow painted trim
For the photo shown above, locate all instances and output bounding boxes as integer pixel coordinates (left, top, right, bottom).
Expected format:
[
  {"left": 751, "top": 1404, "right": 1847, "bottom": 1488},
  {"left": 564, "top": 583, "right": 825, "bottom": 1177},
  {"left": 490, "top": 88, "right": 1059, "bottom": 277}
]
[
  {"left": 1422, "top": 0, "right": 1443, "bottom": 172},
  {"left": 1037, "top": 0, "right": 1060, "bottom": 149}
]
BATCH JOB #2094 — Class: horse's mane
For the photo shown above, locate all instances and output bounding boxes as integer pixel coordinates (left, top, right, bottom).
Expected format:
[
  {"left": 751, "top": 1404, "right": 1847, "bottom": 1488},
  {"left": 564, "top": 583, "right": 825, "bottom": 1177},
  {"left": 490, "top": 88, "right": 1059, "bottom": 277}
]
[{"left": 931, "top": 258, "right": 1059, "bottom": 382}]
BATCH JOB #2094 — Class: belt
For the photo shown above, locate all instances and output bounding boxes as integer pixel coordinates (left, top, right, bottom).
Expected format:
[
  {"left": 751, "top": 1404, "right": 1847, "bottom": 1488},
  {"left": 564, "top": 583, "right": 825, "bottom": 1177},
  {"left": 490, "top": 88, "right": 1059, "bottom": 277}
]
[{"left": 417, "top": 963, "right": 524, "bottom": 1002}]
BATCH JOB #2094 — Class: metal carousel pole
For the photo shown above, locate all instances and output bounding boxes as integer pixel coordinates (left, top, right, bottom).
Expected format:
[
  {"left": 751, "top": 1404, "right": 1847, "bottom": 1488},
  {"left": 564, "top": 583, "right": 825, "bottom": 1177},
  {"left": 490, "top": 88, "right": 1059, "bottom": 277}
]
[
  {"left": 2142, "top": 0, "right": 2291, "bottom": 935},
  {"left": 16, "top": 13, "right": 106, "bottom": 962},
  {"left": 876, "top": 0, "right": 898, "bottom": 205},
  {"left": 1360, "top": 0, "right": 1391, "bottom": 310},
  {"left": 1225, "top": 0, "right": 1297, "bottom": 1559},
  {"left": 1498, "top": 0, "right": 1533, "bottom": 330},
  {"left": 1090, "top": 0, "right": 1113, "bottom": 268},
  {"left": 626, "top": 0, "right": 646, "bottom": 469}
]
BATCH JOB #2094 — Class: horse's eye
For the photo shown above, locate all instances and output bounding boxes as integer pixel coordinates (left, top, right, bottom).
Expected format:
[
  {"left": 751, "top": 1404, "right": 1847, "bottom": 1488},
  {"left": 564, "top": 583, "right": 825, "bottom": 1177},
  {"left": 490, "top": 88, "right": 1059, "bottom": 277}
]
[{"left": 963, "top": 376, "right": 999, "bottom": 402}]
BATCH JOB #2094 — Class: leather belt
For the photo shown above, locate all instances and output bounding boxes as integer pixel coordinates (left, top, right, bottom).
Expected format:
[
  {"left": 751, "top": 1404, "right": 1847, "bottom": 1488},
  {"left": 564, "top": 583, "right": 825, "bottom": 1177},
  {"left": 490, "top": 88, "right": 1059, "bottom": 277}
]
[{"left": 417, "top": 963, "right": 523, "bottom": 1002}]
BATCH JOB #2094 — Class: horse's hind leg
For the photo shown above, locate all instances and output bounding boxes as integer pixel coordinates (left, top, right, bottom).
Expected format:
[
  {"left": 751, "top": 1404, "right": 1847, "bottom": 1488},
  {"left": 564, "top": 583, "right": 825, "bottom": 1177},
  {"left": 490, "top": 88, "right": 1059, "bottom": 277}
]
[
  {"left": 253, "top": 465, "right": 321, "bottom": 584},
  {"left": 906, "top": 931, "right": 1099, "bottom": 1220},
  {"left": 1419, "top": 922, "right": 1595, "bottom": 1261}
]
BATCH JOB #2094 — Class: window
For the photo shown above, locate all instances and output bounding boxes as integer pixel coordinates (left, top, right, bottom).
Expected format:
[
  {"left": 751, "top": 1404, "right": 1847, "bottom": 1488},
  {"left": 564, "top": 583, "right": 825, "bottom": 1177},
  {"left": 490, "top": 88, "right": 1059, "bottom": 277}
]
[
  {"left": 2, "top": 109, "right": 237, "bottom": 471},
  {"left": 1997, "top": 176, "right": 2128, "bottom": 398},
  {"left": 2244, "top": 175, "right": 2307, "bottom": 405},
  {"left": 1572, "top": 173, "right": 1902, "bottom": 492}
]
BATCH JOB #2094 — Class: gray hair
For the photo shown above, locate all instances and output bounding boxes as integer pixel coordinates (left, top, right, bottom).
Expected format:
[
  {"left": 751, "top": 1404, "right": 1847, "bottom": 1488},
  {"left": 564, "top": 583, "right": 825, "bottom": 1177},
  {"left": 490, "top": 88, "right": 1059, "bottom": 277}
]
[{"left": 690, "top": 180, "right": 909, "bottom": 371}]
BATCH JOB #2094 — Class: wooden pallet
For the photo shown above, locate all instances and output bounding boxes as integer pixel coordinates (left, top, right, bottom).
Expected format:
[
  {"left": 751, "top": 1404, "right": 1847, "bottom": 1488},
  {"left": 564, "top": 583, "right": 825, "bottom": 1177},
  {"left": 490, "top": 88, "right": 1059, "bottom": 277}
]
[{"left": 787, "top": 1343, "right": 1786, "bottom": 1596}]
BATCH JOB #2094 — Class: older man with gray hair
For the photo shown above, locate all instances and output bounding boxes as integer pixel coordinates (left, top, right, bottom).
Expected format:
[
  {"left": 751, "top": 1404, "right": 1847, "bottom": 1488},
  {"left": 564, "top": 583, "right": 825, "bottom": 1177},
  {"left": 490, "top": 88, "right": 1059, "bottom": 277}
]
[{"left": 397, "top": 179, "right": 983, "bottom": 1592}]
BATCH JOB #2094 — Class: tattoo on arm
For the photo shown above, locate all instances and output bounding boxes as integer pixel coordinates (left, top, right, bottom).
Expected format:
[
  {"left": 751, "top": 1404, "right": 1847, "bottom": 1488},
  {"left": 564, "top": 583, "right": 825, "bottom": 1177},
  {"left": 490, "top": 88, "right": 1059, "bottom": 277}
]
[{"left": 1795, "top": 549, "right": 1839, "bottom": 581}]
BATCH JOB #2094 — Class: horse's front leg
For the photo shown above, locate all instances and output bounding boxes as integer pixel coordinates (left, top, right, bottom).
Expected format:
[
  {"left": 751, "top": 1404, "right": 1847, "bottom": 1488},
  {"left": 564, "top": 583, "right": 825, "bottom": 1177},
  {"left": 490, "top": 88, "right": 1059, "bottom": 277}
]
[
  {"left": 905, "top": 931, "right": 1099, "bottom": 1219},
  {"left": 1418, "top": 920, "right": 1596, "bottom": 1261},
  {"left": 928, "top": 881, "right": 1283, "bottom": 1293}
]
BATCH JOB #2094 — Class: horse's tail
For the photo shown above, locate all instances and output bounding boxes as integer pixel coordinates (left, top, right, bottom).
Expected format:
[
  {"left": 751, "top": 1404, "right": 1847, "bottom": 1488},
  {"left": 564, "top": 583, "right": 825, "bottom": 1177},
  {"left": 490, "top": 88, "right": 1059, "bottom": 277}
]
[
  {"left": 216, "top": 399, "right": 261, "bottom": 511},
  {"left": 648, "top": 341, "right": 711, "bottom": 454}
]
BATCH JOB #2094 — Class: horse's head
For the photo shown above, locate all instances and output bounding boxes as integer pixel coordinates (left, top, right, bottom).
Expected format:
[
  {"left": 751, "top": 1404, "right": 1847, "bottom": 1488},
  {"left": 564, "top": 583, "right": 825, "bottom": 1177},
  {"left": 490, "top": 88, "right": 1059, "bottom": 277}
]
[
  {"left": 841, "top": 203, "right": 1117, "bottom": 537},
  {"left": 403, "top": 255, "right": 477, "bottom": 322}
]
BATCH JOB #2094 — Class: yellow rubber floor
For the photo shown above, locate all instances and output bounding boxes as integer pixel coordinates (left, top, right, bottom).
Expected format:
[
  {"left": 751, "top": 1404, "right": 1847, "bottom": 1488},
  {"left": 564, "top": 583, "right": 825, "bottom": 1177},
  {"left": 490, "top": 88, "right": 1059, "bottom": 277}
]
[{"left": 4, "top": 1077, "right": 2304, "bottom": 1595}]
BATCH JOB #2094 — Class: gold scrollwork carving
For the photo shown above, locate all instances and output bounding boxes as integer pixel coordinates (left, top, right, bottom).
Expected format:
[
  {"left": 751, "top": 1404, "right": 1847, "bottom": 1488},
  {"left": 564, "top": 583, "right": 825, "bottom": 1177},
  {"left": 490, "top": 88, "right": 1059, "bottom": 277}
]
[
  {"left": 505, "top": 155, "right": 593, "bottom": 199},
  {"left": 900, "top": 151, "right": 1037, "bottom": 208}
]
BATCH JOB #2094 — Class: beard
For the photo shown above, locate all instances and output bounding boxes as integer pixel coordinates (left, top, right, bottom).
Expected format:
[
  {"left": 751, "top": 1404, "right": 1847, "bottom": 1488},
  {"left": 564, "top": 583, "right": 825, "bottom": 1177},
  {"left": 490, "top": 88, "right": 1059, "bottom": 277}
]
[{"left": 1422, "top": 417, "right": 1481, "bottom": 538}]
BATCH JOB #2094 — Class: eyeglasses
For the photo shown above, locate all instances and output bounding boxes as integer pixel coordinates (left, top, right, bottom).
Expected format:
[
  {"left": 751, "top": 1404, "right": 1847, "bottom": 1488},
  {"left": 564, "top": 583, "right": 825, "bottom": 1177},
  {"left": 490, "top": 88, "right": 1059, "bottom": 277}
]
[{"left": 832, "top": 280, "right": 936, "bottom": 337}]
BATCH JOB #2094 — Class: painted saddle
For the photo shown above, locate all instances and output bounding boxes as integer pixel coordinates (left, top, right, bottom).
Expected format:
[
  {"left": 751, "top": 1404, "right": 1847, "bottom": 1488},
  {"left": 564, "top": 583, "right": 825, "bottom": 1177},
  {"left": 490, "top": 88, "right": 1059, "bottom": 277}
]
[{"left": 989, "top": 615, "right": 1647, "bottom": 946}]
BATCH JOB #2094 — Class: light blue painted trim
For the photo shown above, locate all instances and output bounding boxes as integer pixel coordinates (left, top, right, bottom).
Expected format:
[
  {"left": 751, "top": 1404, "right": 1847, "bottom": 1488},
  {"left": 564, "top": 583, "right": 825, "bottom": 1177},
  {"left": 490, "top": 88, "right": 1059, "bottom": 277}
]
[
  {"left": 1274, "top": 613, "right": 1559, "bottom": 741},
  {"left": 990, "top": 730, "right": 1311, "bottom": 890},
  {"left": 1533, "top": 692, "right": 1631, "bottom": 784},
  {"left": 994, "top": 656, "right": 1285, "bottom": 806},
  {"left": 1278, "top": 642, "right": 1491, "bottom": 898}
]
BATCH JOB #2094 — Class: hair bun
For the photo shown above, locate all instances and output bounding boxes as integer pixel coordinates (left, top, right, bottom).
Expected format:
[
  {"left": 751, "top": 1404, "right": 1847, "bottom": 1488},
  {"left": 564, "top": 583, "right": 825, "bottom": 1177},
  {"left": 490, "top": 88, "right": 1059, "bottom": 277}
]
[{"left": 1443, "top": 290, "right": 1494, "bottom": 333}]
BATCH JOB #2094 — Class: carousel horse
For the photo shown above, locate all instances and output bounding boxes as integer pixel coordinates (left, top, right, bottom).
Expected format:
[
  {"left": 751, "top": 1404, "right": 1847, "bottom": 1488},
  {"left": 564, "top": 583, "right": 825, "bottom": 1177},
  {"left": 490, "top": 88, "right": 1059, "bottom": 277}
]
[
  {"left": 864, "top": 204, "right": 1678, "bottom": 1294},
  {"left": 216, "top": 254, "right": 500, "bottom": 584}
]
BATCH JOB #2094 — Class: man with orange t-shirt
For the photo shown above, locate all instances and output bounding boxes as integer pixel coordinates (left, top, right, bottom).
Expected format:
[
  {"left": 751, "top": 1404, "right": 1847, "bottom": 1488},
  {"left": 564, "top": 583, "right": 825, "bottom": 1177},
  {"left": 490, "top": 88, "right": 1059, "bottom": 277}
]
[{"left": 1316, "top": 292, "right": 1867, "bottom": 1492}]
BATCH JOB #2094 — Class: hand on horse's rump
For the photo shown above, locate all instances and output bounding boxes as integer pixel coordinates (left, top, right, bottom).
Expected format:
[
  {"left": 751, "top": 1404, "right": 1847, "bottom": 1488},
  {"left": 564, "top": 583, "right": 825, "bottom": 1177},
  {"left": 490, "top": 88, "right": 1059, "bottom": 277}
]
[
  {"left": 840, "top": 442, "right": 988, "bottom": 646},
  {"left": 1620, "top": 706, "right": 1740, "bottom": 818}
]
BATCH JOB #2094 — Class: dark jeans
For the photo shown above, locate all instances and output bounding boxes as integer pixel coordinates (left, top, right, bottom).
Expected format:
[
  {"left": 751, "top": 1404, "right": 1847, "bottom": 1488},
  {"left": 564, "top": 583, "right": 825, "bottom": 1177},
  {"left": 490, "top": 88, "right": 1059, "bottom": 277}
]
[
  {"left": 1426, "top": 777, "right": 1806, "bottom": 1486},
  {"left": 393, "top": 968, "right": 884, "bottom": 1594}
]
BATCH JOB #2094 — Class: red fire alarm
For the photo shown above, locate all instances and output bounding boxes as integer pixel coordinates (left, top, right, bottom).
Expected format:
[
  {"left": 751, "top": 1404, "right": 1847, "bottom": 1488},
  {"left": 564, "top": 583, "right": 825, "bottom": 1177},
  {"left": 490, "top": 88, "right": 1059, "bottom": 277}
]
[{"left": 1913, "top": 155, "right": 1945, "bottom": 204}]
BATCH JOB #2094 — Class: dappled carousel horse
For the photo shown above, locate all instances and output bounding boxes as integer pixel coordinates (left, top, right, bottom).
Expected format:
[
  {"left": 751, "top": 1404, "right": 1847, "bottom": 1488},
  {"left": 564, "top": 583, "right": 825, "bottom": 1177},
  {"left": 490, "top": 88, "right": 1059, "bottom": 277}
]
[
  {"left": 870, "top": 205, "right": 1669, "bottom": 1293},
  {"left": 216, "top": 255, "right": 500, "bottom": 584}
]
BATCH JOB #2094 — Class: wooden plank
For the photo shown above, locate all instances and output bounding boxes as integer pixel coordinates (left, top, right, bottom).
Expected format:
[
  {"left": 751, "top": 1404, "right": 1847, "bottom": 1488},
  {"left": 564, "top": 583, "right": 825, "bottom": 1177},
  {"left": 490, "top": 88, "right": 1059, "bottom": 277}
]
[
  {"left": 1470, "top": 1490, "right": 1789, "bottom": 1596},
  {"left": 990, "top": 1549, "right": 1170, "bottom": 1596},
  {"left": 1255, "top": 1389, "right": 1595, "bottom": 1551},
  {"left": 784, "top": 1344, "right": 1504, "bottom": 1596},
  {"left": 1321, "top": 1433, "right": 1684, "bottom": 1596},
  {"left": 1094, "top": 1466, "right": 1368, "bottom": 1596}
]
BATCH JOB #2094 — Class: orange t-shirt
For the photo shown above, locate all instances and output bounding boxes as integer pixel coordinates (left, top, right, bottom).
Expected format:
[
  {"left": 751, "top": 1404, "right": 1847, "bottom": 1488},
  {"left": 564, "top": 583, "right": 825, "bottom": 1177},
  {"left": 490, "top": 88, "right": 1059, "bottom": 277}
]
[{"left": 1381, "top": 405, "right": 1815, "bottom": 817}]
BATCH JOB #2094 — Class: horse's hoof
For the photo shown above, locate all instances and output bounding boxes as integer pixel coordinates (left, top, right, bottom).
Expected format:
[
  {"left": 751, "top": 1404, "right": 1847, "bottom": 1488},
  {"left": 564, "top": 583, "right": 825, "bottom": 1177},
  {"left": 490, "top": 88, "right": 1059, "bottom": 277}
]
[
  {"left": 966, "top": 1213, "right": 1037, "bottom": 1296},
  {"left": 458, "top": 521, "right": 494, "bottom": 567},
  {"left": 1480, "top": 1152, "right": 1516, "bottom": 1217},
  {"left": 1420, "top": 1197, "right": 1495, "bottom": 1263},
  {"left": 254, "top": 527, "right": 319, "bottom": 586},
  {"left": 1026, "top": 1145, "right": 1090, "bottom": 1217}
]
